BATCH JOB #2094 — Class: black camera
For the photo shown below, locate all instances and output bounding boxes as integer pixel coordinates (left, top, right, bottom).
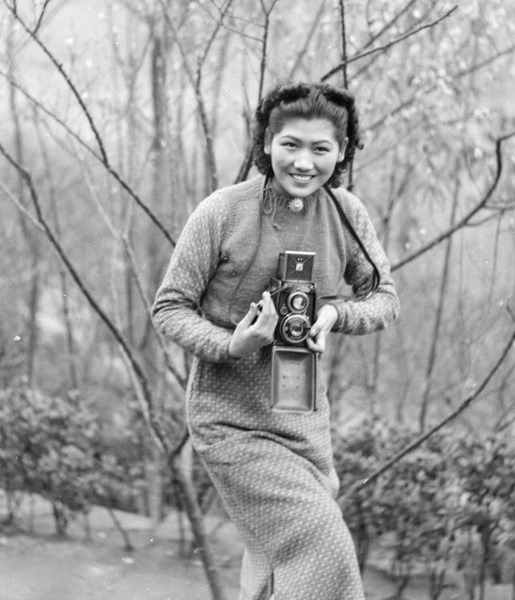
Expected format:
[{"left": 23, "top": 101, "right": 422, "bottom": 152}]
[
  {"left": 269, "top": 251, "right": 317, "bottom": 346},
  {"left": 268, "top": 252, "right": 318, "bottom": 413}
]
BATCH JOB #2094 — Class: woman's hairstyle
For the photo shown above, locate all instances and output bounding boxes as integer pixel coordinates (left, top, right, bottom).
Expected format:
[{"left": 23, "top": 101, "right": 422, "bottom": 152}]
[{"left": 252, "top": 82, "right": 362, "bottom": 188}]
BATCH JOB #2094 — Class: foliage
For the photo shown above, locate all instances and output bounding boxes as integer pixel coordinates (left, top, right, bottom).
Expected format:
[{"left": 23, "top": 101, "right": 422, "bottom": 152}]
[
  {"left": 452, "top": 435, "right": 515, "bottom": 599},
  {"left": 335, "top": 420, "right": 515, "bottom": 599},
  {"left": 0, "top": 380, "right": 135, "bottom": 535}
]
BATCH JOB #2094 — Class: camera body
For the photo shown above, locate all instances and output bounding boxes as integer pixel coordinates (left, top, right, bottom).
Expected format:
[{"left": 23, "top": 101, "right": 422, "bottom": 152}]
[
  {"left": 269, "top": 251, "right": 317, "bottom": 346},
  {"left": 268, "top": 251, "right": 318, "bottom": 413}
]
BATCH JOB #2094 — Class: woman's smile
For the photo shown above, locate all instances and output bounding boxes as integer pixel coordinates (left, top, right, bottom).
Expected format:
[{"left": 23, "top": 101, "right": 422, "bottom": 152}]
[
  {"left": 291, "top": 174, "right": 314, "bottom": 182},
  {"left": 264, "top": 118, "right": 346, "bottom": 198}
]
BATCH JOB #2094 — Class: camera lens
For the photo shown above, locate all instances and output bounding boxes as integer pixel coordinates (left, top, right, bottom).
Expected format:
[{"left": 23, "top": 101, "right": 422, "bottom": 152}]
[
  {"left": 280, "top": 314, "right": 310, "bottom": 344},
  {"left": 287, "top": 291, "right": 309, "bottom": 313}
]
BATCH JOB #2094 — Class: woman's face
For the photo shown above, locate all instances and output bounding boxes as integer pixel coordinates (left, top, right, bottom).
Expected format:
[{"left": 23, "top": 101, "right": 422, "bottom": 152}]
[{"left": 264, "top": 118, "right": 347, "bottom": 198}]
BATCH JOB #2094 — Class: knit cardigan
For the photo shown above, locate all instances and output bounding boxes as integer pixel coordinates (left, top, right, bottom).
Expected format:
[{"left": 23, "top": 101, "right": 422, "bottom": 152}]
[{"left": 152, "top": 175, "right": 399, "bottom": 363}]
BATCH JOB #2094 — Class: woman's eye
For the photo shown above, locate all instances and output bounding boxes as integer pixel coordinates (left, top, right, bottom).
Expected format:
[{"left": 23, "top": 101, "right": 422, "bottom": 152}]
[
  {"left": 282, "top": 142, "right": 297, "bottom": 149},
  {"left": 315, "top": 146, "right": 330, "bottom": 153}
]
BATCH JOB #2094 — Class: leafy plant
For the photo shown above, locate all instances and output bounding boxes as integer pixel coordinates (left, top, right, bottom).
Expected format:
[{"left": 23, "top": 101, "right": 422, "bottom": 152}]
[
  {"left": 0, "top": 380, "right": 133, "bottom": 535},
  {"left": 335, "top": 420, "right": 515, "bottom": 599}
]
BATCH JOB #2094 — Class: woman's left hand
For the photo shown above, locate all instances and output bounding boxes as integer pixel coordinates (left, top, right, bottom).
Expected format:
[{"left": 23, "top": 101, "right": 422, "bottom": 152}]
[{"left": 306, "top": 304, "right": 338, "bottom": 354}]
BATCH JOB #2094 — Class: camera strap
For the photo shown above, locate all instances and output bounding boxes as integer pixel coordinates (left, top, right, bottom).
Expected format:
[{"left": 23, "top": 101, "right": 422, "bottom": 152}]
[{"left": 323, "top": 185, "right": 381, "bottom": 299}]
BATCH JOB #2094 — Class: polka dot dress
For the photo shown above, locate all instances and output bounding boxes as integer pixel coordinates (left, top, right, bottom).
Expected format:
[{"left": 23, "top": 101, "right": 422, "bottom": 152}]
[
  {"left": 189, "top": 352, "right": 365, "bottom": 600},
  {"left": 152, "top": 176, "right": 399, "bottom": 599}
]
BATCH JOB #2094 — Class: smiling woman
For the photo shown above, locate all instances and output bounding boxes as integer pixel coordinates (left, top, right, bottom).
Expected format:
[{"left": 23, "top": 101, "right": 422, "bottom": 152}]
[
  {"left": 264, "top": 118, "right": 347, "bottom": 199},
  {"left": 152, "top": 82, "right": 399, "bottom": 600}
]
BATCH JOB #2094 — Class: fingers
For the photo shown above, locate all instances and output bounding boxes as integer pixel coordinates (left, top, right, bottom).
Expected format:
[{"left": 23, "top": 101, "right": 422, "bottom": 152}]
[
  {"left": 240, "top": 302, "right": 260, "bottom": 326},
  {"left": 255, "top": 291, "right": 277, "bottom": 323},
  {"left": 307, "top": 304, "right": 338, "bottom": 354},
  {"left": 259, "top": 291, "right": 276, "bottom": 313},
  {"left": 307, "top": 329, "right": 327, "bottom": 354},
  {"left": 228, "top": 292, "right": 278, "bottom": 357}
]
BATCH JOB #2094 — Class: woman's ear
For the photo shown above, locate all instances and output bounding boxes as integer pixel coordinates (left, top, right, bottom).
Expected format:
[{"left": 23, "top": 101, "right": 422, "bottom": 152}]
[
  {"left": 264, "top": 128, "right": 273, "bottom": 155},
  {"left": 338, "top": 137, "right": 349, "bottom": 162},
  {"left": 337, "top": 138, "right": 349, "bottom": 162}
]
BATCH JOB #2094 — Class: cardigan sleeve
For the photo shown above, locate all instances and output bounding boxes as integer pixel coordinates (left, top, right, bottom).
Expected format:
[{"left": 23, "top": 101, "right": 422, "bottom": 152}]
[
  {"left": 328, "top": 191, "right": 400, "bottom": 335},
  {"left": 152, "top": 193, "right": 238, "bottom": 363}
]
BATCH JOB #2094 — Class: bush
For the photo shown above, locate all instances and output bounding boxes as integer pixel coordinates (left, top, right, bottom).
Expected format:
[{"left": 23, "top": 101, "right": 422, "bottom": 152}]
[
  {"left": 0, "top": 380, "right": 131, "bottom": 535},
  {"left": 334, "top": 419, "right": 515, "bottom": 600}
]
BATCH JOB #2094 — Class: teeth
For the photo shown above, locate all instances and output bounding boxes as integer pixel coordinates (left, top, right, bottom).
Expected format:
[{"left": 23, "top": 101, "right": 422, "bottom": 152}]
[{"left": 292, "top": 174, "right": 312, "bottom": 182}]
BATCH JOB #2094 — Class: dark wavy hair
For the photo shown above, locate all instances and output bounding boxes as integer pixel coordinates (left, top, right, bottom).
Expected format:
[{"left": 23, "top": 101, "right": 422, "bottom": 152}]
[{"left": 252, "top": 82, "right": 362, "bottom": 188}]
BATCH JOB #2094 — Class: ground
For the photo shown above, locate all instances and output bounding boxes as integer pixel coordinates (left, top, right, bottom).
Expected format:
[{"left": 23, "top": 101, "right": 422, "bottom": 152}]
[{"left": 0, "top": 494, "right": 513, "bottom": 600}]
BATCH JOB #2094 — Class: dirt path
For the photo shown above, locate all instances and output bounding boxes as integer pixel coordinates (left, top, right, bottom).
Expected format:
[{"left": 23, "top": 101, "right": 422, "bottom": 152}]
[
  {"left": 0, "top": 494, "right": 241, "bottom": 600},
  {"left": 0, "top": 532, "right": 240, "bottom": 600},
  {"left": 1, "top": 494, "right": 513, "bottom": 600}
]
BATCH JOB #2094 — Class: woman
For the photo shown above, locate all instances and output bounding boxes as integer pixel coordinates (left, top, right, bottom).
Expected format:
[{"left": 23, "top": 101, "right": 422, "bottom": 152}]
[{"left": 152, "top": 82, "right": 399, "bottom": 600}]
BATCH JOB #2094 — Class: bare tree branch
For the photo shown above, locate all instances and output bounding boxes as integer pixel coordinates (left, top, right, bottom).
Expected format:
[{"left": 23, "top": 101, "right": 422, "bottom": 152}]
[
  {"left": 322, "top": 5, "right": 458, "bottom": 82},
  {"left": 0, "top": 140, "right": 169, "bottom": 455},
  {"left": 33, "top": 0, "right": 53, "bottom": 35},
  {"left": 171, "top": 455, "right": 229, "bottom": 600},
  {"left": 338, "top": 0, "right": 349, "bottom": 89},
  {"left": 79, "top": 161, "right": 187, "bottom": 389},
  {"left": 257, "top": 0, "right": 277, "bottom": 102},
  {"left": 455, "top": 41, "right": 515, "bottom": 80},
  {"left": 160, "top": 0, "right": 235, "bottom": 193},
  {"left": 362, "top": 0, "right": 419, "bottom": 52},
  {"left": 0, "top": 180, "right": 45, "bottom": 233},
  {"left": 418, "top": 180, "right": 459, "bottom": 432},
  {"left": 3, "top": 3, "right": 176, "bottom": 247},
  {"left": 4, "top": 2, "right": 108, "bottom": 161},
  {"left": 339, "top": 324, "right": 515, "bottom": 503},
  {"left": 363, "top": 40, "right": 515, "bottom": 137},
  {"left": 234, "top": 0, "right": 279, "bottom": 184},
  {"left": 287, "top": 0, "right": 327, "bottom": 80},
  {"left": 392, "top": 132, "right": 515, "bottom": 272}
]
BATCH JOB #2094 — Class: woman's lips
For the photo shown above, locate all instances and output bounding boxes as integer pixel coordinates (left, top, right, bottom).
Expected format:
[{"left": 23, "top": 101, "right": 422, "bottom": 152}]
[{"left": 290, "top": 174, "right": 315, "bottom": 182}]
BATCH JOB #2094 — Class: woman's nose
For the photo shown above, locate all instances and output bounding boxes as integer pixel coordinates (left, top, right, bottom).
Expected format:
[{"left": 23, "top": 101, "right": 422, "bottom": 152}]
[{"left": 293, "top": 150, "right": 314, "bottom": 171}]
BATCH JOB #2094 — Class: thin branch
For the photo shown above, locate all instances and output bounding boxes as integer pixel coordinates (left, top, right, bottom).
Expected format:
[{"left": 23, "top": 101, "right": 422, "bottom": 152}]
[
  {"left": 257, "top": 0, "right": 276, "bottom": 102},
  {"left": 418, "top": 180, "right": 459, "bottom": 431},
  {"left": 0, "top": 180, "right": 45, "bottom": 233},
  {"left": 160, "top": 0, "right": 235, "bottom": 193},
  {"left": 0, "top": 70, "right": 100, "bottom": 158},
  {"left": 362, "top": 0, "right": 418, "bottom": 52},
  {"left": 3, "top": 4, "right": 175, "bottom": 247},
  {"left": 455, "top": 41, "right": 515, "bottom": 80},
  {"left": 339, "top": 0, "right": 349, "bottom": 89},
  {"left": 77, "top": 155, "right": 188, "bottom": 389},
  {"left": 4, "top": 1, "right": 108, "bottom": 163},
  {"left": 234, "top": 0, "right": 278, "bottom": 184},
  {"left": 392, "top": 132, "right": 515, "bottom": 271},
  {"left": 199, "top": 0, "right": 235, "bottom": 65},
  {"left": 321, "top": 6, "right": 458, "bottom": 81},
  {"left": 363, "top": 40, "right": 515, "bottom": 137},
  {"left": 354, "top": 0, "right": 439, "bottom": 83},
  {"left": 339, "top": 324, "right": 515, "bottom": 502},
  {"left": 0, "top": 140, "right": 169, "bottom": 456},
  {"left": 171, "top": 456, "right": 229, "bottom": 600},
  {"left": 287, "top": 0, "right": 326, "bottom": 80},
  {"left": 33, "top": 0, "right": 52, "bottom": 35}
]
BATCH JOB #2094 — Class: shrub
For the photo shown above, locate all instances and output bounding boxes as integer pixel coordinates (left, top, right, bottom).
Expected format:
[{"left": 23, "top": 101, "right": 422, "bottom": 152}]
[
  {"left": 334, "top": 420, "right": 515, "bottom": 599},
  {"left": 0, "top": 380, "right": 130, "bottom": 535}
]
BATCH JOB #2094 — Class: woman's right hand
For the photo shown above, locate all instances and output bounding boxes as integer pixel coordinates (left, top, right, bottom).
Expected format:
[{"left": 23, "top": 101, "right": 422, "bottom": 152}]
[{"left": 228, "top": 291, "right": 278, "bottom": 358}]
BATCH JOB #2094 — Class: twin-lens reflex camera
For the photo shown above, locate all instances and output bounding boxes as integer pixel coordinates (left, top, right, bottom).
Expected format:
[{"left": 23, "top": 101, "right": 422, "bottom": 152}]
[{"left": 267, "top": 251, "right": 318, "bottom": 413}]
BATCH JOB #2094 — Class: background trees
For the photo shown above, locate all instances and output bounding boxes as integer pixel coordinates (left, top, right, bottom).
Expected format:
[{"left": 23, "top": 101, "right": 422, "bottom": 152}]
[{"left": 1, "top": 0, "right": 515, "bottom": 598}]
